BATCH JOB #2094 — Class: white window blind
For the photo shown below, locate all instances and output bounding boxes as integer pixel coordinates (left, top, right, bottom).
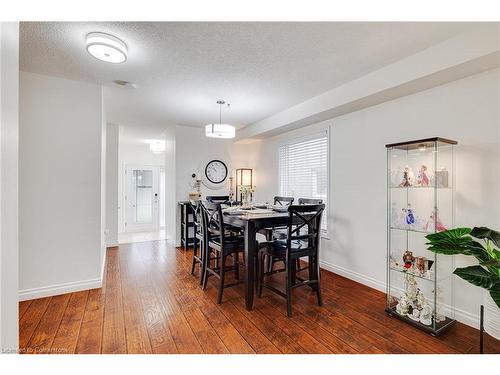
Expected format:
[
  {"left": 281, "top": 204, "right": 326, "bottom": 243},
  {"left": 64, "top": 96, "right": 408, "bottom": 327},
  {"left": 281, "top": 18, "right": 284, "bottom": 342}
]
[{"left": 278, "top": 133, "right": 328, "bottom": 231}]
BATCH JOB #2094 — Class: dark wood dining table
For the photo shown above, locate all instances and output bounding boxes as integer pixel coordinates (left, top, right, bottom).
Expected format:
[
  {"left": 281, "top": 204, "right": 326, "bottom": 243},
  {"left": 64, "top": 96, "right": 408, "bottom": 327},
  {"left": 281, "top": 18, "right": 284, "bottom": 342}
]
[{"left": 223, "top": 208, "right": 315, "bottom": 311}]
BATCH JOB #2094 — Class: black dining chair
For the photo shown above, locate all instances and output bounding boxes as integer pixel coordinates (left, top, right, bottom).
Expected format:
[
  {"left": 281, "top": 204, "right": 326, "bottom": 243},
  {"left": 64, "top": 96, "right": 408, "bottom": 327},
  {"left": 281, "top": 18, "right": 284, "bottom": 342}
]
[
  {"left": 274, "top": 196, "right": 294, "bottom": 206},
  {"left": 258, "top": 204, "right": 325, "bottom": 317},
  {"left": 201, "top": 201, "right": 245, "bottom": 304},
  {"left": 298, "top": 198, "right": 323, "bottom": 205},
  {"left": 206, "top": 195, "right": 230, "bottom": 204},
  {"left": 295, "top": 198, "right": 324, "bottom": 271},
  {"left": 190, "top": 201, "right": 206, "bottom": 285}
]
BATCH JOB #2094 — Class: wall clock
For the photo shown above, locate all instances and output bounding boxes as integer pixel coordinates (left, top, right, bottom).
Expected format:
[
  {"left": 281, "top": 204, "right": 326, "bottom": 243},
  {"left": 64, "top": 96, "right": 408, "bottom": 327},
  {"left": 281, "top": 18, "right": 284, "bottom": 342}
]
[{"left": 203, "top": 159, "right": 228, "bottom": 188}]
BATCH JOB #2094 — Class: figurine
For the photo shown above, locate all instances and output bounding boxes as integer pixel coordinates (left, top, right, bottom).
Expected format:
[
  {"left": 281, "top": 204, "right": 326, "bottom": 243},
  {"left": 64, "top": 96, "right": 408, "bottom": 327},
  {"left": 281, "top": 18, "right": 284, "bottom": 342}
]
[
  {"left": 396, "top": 295, "right": 409, "bottom": 316},
  {"left": 417, "top": 165, "right": 430, "bottom": 186},
  {"left": 416, "top": 290, "right": 426, "bottom": 310},
  {"left": 405, "top": 274, "right": 418, "bottom": 301},
  {"left": 423, "top": 208, "right": 447, "bottom": 232},
  {"left": 403, "top": 250, "right": 414, "bottom": 269},
  {"left": 399, "top": 165, "right": 414, "bottom": 187},
  {"left": 410, "top": 308, "right": 420, "bottom": 321},
  {"left": 416, "top": 256, "right": 427, "bottom": 274},
  {"left": 419, "top": 304, "right": 433, "bottom": 325},
  {"left": 405, "top": 204, "right": 415, "bottom": 225}
]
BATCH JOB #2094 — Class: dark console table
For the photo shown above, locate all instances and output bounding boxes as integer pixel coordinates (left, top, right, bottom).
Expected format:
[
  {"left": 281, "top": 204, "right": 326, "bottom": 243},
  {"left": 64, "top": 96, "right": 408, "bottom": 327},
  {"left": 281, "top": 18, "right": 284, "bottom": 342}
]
[{"left": 178, "top": 201, "right": 195, "bottom": 250}]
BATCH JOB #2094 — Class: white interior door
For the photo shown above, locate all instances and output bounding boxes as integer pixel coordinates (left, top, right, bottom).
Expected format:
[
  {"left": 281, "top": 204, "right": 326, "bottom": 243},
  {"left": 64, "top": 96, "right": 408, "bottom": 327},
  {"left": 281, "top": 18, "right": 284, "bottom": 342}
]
[{"left": 124, "top": 165, "right": 160, "bottom": 232}]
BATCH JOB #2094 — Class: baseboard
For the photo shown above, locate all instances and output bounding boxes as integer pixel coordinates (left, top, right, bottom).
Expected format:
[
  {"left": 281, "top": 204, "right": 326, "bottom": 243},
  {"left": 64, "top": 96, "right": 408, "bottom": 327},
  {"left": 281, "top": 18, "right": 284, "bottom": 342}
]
[
  {"left": 319, "top": 259, "right": 482, "bottom": 331},
  {"left": 101, "top": 251, "right": 107, "bottom": 283},
  {"left": 319, "top": 260, "right": 386, "bottom": 293},
  {"left": 18, "top": 277, "right": 103, "bottom": 301},
  {"left": 106, "top": 240, "right": 119, "bottom": 247}
]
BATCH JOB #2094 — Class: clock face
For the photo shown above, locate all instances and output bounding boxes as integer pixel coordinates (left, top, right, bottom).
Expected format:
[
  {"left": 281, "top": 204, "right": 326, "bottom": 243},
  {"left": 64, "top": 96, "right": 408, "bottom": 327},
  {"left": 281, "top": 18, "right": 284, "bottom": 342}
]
[{"left": 205, "top": 160, "right": 228, "bottom": 184}]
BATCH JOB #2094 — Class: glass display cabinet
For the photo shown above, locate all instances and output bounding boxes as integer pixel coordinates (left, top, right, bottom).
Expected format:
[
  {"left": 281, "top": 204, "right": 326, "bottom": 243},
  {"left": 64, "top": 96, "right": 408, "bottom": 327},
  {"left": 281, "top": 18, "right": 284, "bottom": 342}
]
[{"left": 385, "top": 137, "right": 457, "bottom": 335}]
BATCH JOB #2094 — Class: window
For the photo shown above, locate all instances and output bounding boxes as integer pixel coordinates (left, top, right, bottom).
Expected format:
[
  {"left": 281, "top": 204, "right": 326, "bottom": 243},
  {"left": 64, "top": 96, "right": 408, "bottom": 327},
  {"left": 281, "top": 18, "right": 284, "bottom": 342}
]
[{"left": 278, "top": 133, "right": 328, "bottom": 231}]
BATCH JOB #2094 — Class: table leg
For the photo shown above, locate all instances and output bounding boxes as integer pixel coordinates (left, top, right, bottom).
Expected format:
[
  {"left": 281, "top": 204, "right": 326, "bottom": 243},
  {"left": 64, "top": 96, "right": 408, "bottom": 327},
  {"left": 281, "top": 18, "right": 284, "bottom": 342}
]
[{"left": 244, "top": 220, "right": 256, "bottom": 310}]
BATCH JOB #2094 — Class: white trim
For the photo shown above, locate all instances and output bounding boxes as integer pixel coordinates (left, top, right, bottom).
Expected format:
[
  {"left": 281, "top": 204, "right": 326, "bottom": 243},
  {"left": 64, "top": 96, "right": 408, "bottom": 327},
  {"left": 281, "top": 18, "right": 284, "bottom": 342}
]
[
  {"left": 106, "top": 241, "right": 119, "bottom": 247},
  {"left": 319, "top": 259, "right": 481, "bottom": 330},
  {"left": 319, "top": 259, "right": 386, "bottom": 293},
  {"left": 18, "top": 277, "right": 103, "bottom": 302},
  {"left": 100, "top": 250, "right": 107, "bottom": 283}
]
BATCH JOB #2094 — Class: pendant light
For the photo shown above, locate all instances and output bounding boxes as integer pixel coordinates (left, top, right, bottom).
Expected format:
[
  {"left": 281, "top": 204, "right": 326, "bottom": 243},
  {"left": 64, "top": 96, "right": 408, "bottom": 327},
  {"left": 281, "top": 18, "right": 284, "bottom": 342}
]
[{"left": 205, "top": 100, "right": 236, "bottom": 139}]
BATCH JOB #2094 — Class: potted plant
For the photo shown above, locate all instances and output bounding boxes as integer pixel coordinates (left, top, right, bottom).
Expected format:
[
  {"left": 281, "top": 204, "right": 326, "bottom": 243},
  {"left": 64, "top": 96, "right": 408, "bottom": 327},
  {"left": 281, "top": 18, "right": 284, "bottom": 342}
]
[{"left": 426, "top": 227, "right": 500, "bottom": 342}]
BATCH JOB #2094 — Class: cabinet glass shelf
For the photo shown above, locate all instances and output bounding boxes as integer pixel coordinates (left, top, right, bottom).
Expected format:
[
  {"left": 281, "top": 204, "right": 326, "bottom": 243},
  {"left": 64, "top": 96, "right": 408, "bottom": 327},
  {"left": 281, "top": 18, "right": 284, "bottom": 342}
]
[
  {"left": 390, "top": 226, "right": 433, "bottom": 234},
  {"left": 386, "top": 137, "right": 457, "bottom": 336}
]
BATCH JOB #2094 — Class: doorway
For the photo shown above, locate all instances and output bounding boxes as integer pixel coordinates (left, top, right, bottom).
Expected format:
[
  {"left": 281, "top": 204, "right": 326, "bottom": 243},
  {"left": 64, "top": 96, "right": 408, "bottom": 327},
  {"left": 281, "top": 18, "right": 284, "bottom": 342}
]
[{"left": 123, "top": 165, "right": 160, "bottom": 232}]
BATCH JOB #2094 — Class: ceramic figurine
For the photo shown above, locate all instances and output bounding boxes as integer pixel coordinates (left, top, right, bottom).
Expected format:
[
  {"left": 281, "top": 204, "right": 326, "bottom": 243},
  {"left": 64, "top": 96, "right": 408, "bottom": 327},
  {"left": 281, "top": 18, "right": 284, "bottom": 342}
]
[
  {"left": 419, "top": 304, "right": 433, "bottom": 326},
  {"left": 405, "top": 274, "right": 418, "bottom": 301},
  {"left": 423, "top": 208, "right": 447, "bottom": 232},
  {"left": 417, "top": 165, "right": 430, "bottom": 186},
  {"left": 396, "top": 296, "right": 409, "bottom": 316},
  {"left": 399, "top": 165, "right": 414, "bottom": 187},
  {"left": 416, "top": 256, "right": 427, "bottom": 274},
  {"left": 403, "top": 250, "right": 414, "bottom": 269},
  {"left": 405, "top": 204, "right": 415, "bottom": 225},
  {"left": 410, "top": 308, "right": 420, "bottom": 321},
  {"left": 416, "top": 290, "right": 426, "bottom": 310}
]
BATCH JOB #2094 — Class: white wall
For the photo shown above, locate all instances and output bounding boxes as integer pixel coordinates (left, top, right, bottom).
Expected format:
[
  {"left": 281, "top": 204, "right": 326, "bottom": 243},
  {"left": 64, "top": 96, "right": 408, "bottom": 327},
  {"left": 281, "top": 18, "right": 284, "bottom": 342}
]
[
  {"left": 164, "top": 126, "right": 176, "bottom": 243},
  {"left": 174, "top": 125, "right": 261, "bottom": 244},
  {"left": 254, "top": 68, "right": 500, "bottom": 330},
  {"left": 19, "top": 72, "right": 105, "bottom": 300},
  {"left": 105, "top": 123, "right": 119, "bottom": 247},
  {"left": 100, "top": 91, "right": 107, "bottom": 278},
  {"left": 0, "top": 22, "right": 19, "bottom": 353}
]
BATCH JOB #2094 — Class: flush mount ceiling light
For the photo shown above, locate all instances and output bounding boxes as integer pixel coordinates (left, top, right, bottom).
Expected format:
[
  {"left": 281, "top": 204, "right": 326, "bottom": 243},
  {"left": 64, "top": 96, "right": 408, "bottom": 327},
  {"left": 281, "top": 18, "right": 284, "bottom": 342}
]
[
  {"left": 86, "top": 32, "right": 127, "bottom": 63},
  {"left": 205, "top": 100, "right": 236, "bottom": 139},
  {"left": 149, "top": 140, "right": 166, "bottom": 154}
]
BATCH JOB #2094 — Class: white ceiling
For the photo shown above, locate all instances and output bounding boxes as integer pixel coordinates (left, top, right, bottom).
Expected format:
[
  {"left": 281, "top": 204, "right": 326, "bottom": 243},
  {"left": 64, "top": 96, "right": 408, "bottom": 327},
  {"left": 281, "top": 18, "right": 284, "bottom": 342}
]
[{"left": 20, "top": 22, "right": 479, "bottom": 130}]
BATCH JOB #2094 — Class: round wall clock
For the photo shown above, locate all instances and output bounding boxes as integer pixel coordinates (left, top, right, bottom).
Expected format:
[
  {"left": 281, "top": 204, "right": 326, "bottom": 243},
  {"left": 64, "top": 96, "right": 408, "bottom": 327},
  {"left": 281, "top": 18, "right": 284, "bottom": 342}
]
[{"left": 204, "top": 159, "right": 228, "bottom": 186}]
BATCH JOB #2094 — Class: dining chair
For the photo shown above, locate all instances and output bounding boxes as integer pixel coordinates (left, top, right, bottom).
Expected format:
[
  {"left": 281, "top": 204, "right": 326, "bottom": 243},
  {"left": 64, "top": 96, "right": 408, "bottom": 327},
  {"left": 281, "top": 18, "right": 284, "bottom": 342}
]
[
  {"left": 257, "top": 204, "right": 325, "bottom": 317},
  {"left": 298, "top": 198, "right": 323, "bottom": 205},
  {"left": 201, "top": 201, "right": 245, "bottom": 304},
  {"left": 274, "top": 196, "right": 294, "bottom": 206},
  {"left": 206, "top": 195, "right": 230, "bottom": 204},
  {"left": 190, "top": 201, "right": 206, "bottom": 285}
]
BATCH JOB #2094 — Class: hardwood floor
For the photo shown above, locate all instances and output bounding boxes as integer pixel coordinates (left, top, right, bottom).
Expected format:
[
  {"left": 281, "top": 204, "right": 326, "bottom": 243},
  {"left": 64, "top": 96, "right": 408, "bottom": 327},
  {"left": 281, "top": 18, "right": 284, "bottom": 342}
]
[{"left": 19, "top": 240, "right": 500, "bottom": 354}]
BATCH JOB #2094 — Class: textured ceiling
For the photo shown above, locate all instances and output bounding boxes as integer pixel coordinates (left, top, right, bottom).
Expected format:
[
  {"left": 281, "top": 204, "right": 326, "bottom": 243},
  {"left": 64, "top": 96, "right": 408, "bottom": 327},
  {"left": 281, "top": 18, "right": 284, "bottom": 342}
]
[{"left": 20, "top": 22, "right": 477, "bottom": 129}]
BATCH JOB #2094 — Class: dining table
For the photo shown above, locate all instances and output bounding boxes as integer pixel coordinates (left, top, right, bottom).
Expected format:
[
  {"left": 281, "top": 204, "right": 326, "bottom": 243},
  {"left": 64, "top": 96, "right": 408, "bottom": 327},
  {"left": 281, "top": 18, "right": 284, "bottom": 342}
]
[{"left": 223, "top": 207, "right": 316, "bottom": 311}]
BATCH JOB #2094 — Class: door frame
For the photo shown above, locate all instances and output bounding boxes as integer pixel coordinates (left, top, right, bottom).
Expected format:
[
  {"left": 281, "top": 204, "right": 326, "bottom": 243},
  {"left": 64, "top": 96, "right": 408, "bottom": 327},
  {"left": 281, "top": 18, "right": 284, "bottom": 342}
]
[{"left": 122, "top": 164, "right": 161, "bottom": 232}]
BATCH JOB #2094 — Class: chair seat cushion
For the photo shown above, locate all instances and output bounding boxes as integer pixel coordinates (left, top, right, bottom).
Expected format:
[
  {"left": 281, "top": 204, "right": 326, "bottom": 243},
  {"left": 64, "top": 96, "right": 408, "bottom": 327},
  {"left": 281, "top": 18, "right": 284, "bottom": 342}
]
[
  {"left": 261, "top": 239, "right": 312, "bottom": 258},
  {"left": 209, "top": 235, "right": 245, "bottom": 253}
]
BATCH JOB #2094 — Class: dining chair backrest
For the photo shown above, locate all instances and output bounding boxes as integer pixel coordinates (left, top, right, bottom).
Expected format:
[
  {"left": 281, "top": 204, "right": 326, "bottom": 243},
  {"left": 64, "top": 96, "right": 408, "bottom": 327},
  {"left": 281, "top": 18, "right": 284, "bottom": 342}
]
[
  {"left": 190, "top": 201, "right": 203, "bottom": 236},
  {"left": 200, "top": 200, "right": 226, "bottom": 245},
  {"left": 206, "top": 195, "right": 230, "bottom": 204},
  {"left": 274, "top": 196, "right": 294, "bottom": 206},
  {"left": 298, "top": 198, "right": 323, "bottom": 205},
  {"left": 286, "top": 204, "right": 325, "bottom": 251}
]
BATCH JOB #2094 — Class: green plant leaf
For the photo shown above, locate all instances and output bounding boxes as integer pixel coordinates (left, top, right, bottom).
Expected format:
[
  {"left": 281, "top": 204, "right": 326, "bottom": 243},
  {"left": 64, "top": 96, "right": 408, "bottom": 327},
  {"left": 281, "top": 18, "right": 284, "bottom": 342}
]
[
  {"left": 426, "top": 235, "right": 474, "bottom": 255},
  {"left": 453, "top": 265, "right": 495, "bottom": 289},
  {"left": 471, "top": 227, "right": 500, "bottom": 248},
  {"left": 489, "top": 287, "right": 500, "bottom": 309},
  {"left": 425, "top": 227, "right": 471, "bottom": 242}
]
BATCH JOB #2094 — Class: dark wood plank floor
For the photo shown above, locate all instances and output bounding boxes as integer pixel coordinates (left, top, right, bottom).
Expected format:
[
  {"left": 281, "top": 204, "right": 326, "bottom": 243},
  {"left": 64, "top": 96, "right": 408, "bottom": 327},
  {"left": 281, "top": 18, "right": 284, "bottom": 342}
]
[{"left": 19, "top": 240, "right": 500, "bottom": 354}]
